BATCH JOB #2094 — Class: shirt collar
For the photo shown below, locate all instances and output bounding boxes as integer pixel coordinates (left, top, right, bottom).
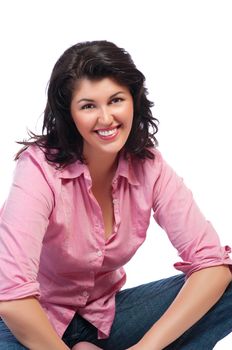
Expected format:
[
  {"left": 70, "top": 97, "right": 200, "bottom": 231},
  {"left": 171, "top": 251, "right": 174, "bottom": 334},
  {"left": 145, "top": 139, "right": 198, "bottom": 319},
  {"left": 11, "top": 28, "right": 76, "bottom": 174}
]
[
  {"left": 114, "top": 152, "right": 140, "bottom": 186},
  {"left": 57, "top": 161, "right": 87, "bottom": 179},
  {"left": 57, "top": 152, "right": 140, "bottom": 186}
]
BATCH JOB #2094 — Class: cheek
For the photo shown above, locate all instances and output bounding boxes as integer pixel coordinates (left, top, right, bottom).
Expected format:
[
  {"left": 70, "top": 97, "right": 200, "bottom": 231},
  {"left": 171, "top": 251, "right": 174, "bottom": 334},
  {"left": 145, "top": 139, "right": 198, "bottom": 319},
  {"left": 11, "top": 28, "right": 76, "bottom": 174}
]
[
  {"left": 127, "top": 106, "right": 134, "bottom": 126},
  {"left": 72, "top": 113, "right": 91, "bottom": 132},
  {"left": 127, "top": 100, "right": 134, "bottom": 117},
  {"left": 71, "top": 118, "right": 85, "bottom": 136},
  {"left": 120, "top": 104, "right": 133, "bottom": 122}
]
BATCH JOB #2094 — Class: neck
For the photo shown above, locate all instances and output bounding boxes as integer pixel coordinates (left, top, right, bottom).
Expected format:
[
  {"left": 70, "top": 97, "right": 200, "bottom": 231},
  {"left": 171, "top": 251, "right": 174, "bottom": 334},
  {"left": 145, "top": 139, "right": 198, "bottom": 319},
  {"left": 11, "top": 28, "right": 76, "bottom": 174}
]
[{"left": 85, "top": 151, "right": 119, "bottom": 185}]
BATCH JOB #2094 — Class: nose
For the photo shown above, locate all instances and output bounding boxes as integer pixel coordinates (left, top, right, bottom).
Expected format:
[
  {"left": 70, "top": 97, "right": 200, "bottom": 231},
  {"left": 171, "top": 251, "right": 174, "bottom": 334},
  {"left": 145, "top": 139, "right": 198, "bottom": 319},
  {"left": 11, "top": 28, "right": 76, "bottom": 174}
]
[{"left": 97, "top": 106, "right": 114, "bottom": 126}]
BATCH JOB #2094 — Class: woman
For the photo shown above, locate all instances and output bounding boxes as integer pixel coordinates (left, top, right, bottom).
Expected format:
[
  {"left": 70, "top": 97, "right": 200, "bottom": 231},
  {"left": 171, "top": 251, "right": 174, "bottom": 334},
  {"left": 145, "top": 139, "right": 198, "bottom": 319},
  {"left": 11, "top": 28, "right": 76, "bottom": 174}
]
[{"left": 0, "top": 40, "right": 231, "bottom": 350}]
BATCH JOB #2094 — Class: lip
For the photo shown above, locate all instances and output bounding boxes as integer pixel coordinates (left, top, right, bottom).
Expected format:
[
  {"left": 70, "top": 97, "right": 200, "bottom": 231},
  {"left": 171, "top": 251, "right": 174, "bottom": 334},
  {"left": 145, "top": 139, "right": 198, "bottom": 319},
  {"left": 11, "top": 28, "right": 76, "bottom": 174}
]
[
  {"left": 94, "top": 125, "right": 121, "bottom": 132},
  {"left": 94, "top": 125, "right": 121, "bottom": 141}
]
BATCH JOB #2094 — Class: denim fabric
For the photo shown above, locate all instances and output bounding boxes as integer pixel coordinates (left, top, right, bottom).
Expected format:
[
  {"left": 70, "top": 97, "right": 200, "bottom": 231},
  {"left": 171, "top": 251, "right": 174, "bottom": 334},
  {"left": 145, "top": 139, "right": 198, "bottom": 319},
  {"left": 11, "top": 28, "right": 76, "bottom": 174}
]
[
  {"left": 62, "top": 274, "right": 232, "bottom": 349},
  {"left": 0, "top": 318, "right": 28, "bottom": 349},
  {"left": 1, "top": 273, "right": 232, "bottom": 350}
]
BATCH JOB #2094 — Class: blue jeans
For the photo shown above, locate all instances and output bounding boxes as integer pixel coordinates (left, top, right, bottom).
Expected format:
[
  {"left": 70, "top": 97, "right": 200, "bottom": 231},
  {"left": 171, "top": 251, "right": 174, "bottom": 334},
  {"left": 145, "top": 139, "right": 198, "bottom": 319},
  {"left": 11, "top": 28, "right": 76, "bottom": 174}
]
[{"left": 1, "top": 274, "right": 232, "bottom": 349}]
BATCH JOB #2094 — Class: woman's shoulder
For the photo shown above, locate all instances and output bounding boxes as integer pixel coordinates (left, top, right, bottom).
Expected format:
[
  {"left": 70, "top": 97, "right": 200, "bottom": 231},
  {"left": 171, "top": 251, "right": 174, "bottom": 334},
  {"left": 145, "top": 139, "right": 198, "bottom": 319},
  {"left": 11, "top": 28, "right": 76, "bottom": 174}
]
[
  {"left": 132, "top": 147, "right": 164, "bottom": 171},
  {"left": 128, "top": 147, "right": 165, "bottom": 185},
  {"left": 18, "top": 144, "right": 46, "bottom": 159},
  {"left": 17, "top": 145, "right": 85, "bottom": 181},
  {"left": 16, "top": 145, "right": 60, "bottom": 180}
]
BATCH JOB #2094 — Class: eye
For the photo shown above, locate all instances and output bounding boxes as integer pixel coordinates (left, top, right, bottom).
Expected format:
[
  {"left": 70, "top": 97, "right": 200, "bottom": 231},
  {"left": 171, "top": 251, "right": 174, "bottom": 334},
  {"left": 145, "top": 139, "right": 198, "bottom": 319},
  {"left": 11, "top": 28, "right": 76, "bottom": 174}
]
[
  {"left": 110, "top": 97, "right": 124, "bottom": 104},
  {"left": 81, "top": 103, "right": 95, "bottom": 110}
]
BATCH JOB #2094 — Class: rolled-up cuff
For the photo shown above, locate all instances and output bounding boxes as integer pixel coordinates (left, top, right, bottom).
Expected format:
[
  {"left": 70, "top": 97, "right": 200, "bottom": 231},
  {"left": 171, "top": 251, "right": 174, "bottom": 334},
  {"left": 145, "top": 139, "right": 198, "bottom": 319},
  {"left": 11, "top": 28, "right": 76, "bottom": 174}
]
[
  {"left": 0, "top": 281, "right": 40, "bottom": 301},
  {"left": 174, "top": 245, "right": 232, "bottom": 279}
]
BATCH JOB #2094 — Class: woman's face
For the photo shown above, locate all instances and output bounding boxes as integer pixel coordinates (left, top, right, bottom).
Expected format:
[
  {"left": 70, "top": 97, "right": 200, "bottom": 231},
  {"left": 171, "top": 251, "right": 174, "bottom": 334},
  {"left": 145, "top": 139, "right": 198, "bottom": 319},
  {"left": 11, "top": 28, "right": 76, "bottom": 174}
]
[{"left": 70, "top": 77, "right": 134, "bottom": 161}]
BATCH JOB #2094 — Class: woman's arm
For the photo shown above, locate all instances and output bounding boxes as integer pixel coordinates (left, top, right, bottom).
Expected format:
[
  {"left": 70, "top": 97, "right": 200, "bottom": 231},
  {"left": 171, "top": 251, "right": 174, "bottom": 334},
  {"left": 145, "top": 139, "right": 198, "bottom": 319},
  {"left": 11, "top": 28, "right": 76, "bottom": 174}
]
[
  {"left": 129, "top": 265, "right": 232, "bottom": 350},
  {"left": 146, "top": 152, "right": 232, "bottom": 348},
  {"left": 0, "top": 149, "right": 67, "bottom": 349},
  {"left": 0, "top": 296, "right": 69, "bottom": 350}
]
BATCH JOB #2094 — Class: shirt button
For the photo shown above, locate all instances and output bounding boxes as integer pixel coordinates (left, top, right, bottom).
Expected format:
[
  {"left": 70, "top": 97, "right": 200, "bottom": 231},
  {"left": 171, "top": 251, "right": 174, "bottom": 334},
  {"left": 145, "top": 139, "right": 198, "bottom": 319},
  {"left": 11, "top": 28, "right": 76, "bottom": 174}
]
[
  {"left": 113, "top": 198, "right": 118, "bottom": 204},
  {"left": 82, "top": 291, "right": 89, "bottom": 297},
  {"left": 97, "top": 250, "right": 103, "bottom": 257}
]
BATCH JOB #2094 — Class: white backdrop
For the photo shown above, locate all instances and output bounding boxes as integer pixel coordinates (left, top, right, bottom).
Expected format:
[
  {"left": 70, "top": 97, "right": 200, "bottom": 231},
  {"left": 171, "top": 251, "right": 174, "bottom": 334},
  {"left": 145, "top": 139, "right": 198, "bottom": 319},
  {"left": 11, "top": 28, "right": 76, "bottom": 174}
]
[{"left": 0, "top": 1, "right": 231, "bottom": 348}]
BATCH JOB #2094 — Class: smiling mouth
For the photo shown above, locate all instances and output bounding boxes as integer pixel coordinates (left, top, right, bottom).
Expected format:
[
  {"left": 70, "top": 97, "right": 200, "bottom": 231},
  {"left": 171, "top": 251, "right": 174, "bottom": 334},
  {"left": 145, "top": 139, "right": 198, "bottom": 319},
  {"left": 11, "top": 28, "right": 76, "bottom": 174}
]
[{"left": 94, "top": 125, "right": 121, "bottom": 137}]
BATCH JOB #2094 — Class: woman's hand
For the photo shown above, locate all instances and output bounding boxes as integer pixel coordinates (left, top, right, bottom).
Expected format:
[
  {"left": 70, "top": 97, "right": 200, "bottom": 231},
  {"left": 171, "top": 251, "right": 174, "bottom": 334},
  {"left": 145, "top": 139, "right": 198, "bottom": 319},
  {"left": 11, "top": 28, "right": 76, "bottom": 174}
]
[{"left": 71, "top": 341, "right": 102, "bottom": 349}]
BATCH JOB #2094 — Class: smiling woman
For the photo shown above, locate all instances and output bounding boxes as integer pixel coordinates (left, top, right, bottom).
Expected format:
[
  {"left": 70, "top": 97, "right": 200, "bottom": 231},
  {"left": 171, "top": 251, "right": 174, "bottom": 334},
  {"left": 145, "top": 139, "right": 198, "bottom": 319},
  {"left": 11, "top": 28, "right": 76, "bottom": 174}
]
[
  {"left": 14, "top": 41, "right": 158, "bottom": 168},
  {"left": 0, "top": 40, "right": 232, "bottom": 350},
  {"left": 70, "top": 78, "right": 134, "bottom": 162}
]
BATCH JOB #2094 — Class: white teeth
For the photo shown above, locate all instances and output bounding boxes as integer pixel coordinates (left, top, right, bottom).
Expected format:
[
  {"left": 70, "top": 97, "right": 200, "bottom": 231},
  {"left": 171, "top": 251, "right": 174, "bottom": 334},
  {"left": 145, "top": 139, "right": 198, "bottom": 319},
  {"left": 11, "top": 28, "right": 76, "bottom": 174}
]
[{"left": 97, "top": 128, "right": 117, "bottom": 136}]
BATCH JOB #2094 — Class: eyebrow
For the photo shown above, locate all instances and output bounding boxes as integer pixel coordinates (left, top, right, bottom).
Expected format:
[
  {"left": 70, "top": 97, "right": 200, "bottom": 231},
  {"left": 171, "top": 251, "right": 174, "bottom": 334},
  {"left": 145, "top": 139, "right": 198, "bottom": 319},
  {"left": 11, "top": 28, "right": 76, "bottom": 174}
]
[{"left": 77, "top": 91, "right": 125, "bottom": 104}]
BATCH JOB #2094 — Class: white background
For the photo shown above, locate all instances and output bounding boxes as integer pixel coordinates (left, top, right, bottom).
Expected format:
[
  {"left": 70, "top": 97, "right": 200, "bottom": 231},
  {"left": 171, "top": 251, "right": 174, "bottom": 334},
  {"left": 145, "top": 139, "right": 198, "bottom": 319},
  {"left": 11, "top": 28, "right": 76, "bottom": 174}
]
[{"left": 0, "top": 1, "right": 231, "bottom": 348}]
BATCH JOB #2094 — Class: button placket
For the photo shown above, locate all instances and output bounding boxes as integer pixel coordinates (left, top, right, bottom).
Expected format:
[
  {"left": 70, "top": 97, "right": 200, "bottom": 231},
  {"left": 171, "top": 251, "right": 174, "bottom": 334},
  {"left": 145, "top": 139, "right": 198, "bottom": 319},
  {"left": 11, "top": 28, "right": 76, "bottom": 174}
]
[
  {"left": 97, "top": 250, "right": 103, "bottom": 257},
  {"left": 112, "top": 178, "right": 118, "bottom": 192}
]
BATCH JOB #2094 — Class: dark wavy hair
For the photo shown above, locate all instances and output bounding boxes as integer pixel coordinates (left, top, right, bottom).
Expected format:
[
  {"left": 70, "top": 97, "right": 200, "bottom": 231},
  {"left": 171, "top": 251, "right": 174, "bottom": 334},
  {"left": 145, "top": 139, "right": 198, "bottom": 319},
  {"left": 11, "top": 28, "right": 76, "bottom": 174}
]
[{"left": 16, "top": 40, "right": 159, "bottom": 167}]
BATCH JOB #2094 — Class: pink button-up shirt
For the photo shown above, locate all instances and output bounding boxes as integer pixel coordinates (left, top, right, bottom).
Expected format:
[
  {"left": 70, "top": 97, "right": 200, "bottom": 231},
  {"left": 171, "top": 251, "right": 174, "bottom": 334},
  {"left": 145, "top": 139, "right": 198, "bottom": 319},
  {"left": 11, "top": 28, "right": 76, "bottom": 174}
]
[{"left": 0, "top": 146, "right": 231, "bottom": 339}]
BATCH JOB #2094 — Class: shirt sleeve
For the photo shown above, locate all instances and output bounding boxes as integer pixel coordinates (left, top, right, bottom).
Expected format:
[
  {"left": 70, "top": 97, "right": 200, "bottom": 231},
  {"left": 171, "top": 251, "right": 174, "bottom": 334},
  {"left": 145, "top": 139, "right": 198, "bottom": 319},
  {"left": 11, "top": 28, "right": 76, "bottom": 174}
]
[
  {"left": 0, "top": 148, "right": 54, "bottom": 300},
  {"left": 152, "top": 151, "right": 232, "bottom": 279}
]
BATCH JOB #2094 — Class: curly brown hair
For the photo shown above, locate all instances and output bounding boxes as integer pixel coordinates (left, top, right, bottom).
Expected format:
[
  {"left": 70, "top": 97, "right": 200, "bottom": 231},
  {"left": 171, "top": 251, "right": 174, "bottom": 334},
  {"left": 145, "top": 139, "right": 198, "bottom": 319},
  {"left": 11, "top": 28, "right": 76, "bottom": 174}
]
[{"left": 16, "top": 40, "right": 159, "bottom": 167}]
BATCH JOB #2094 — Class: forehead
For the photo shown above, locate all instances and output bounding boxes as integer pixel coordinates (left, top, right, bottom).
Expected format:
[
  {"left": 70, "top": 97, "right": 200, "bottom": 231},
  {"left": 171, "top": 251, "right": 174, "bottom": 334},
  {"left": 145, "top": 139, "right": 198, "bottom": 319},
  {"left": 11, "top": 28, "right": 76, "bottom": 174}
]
[{"left": 72, "top": 77, "right": 130, "bottom": 98}]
